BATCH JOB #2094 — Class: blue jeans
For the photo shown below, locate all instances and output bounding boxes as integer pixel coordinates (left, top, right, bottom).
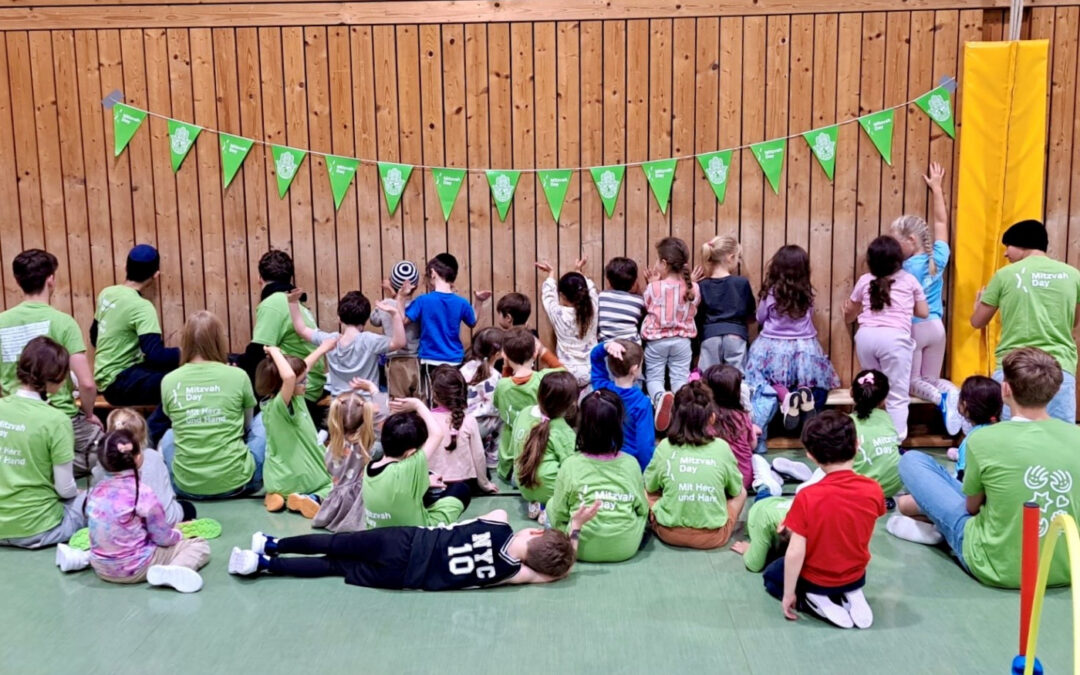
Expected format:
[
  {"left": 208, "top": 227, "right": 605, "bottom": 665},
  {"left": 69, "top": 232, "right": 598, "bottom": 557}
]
[
  {"left": 160, "top": 413, "right": 267, "bottom": 499},
  {"left": 762, "top": 556, "right": 865, "bottom": 600},
  {"left": 993, "top": 369, "right": 1076, "bottom": 424},
  {"left": 897, "top": 451, "right": 970, "bottom": 570},
  {"left": 750, "top": 384, "right": 779, "bottom": 454}
]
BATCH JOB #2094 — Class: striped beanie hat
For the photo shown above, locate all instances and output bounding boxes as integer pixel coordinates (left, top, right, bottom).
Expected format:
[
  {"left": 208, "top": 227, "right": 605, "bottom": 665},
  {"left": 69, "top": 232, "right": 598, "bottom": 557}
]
[{"left": 389, "top": 260, "right": 420, "bottom": 291}]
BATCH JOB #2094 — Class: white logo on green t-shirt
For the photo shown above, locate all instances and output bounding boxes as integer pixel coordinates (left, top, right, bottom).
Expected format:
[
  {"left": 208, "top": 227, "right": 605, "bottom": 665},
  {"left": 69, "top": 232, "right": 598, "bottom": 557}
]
[{"left": 1024, "top": 465, "right": 1073, "bottom": 536}]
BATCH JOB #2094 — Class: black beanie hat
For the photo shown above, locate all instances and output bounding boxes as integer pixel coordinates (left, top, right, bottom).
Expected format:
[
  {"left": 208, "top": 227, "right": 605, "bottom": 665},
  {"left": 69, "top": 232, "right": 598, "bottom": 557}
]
[{"left": 1001, "top": 220, "right": 1048, "bottom": 252}]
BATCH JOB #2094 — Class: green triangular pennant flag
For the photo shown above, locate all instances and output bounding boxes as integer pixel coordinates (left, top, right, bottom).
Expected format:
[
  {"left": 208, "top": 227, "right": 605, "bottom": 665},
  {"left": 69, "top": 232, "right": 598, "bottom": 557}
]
[
  {"left": 219, "top": 134, "right": 254, "bottom": 188},
  {"left": 750, "top": 139, "right": 786, "bottom": 194},
  {"left": 697, "top": 150, "right": 734, "bottom": 205},
  {"left": 915, "top": 87, "right": 955, "bottom": 139},
  {"left": 325, "top": 155, "right": 359, "bottom": 210},
  {"left": 486, "top": 170, "right": 521, "bottom": 222},
  {"left": 378, "top": 162, "right": 413, "bottom": 216},
  {"left": 590, "top": 165, "right": 625, "bottom": 218},
  {"left": 803, "top": 126, "right": 838, "bottom": 180},
  {"left": 538, "top": 169, "right": 573, "bottom": 222},
  {"left": 168, "top": 119, "right": 200, "bottom": 172},
  {"left": 642, "top": 159, "right": 678, "bottom": 214},
  {"left": 112, "top": 104, "right": 146, "bottom": 157},
  {"left": 432, "top": 168, "right": 466, "bottom": 221},
  {"left": 858, "top": 109, "right": 895, "bottom": 165},
  {"left": 271, "top": 146, "right": 306, "bottom": 198}
]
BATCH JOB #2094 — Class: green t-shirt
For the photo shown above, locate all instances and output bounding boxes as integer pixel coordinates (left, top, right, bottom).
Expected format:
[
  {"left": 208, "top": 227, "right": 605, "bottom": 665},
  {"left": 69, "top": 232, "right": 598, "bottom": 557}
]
[
  {"left": 511, "top": 406, "right": 576, "bottom": 505},
  {"left": 161, "top": 361, "right": 258, "bottom": 496},
  {"left": 0, "top": 395, "right": 75, "bottom": 539},
  {"left": 851, "top": 410, "right": 903, "bottom": 498},
  {"left": 643, "top": 438, "right": 744, "bottom": 530},
  {"left": 0, "top": 302, "right": 85, "bottom": 418},
  {"left": 261, "top": 392, "right": 332, "bottom": 498},
  {"left": 982, "top": 256, "right": 1080, "bottom": 373},
  {"left": 743, "top": 496, "right": 793, "bottom": 572},
  {"left": 963, "top": 419, "right": 1080, "bottom": 588},
  {"left": 251, "top": 292, "right": 326, "bottom": 402},
  {"left": 363, "top": 451, "right": 464, "bottom": 528},
  {"left": 547, "top": 452, "right": 648, "bottom": 563},
  {"left": 493, "top": 369, "right": 562, "bottom": 480},
  {"left": 93, "top": 285, "right": 162, "bottom": 390}
]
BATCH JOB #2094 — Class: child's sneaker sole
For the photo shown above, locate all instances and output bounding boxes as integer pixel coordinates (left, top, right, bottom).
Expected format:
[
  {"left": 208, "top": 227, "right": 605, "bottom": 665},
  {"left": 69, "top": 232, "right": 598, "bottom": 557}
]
[
  {"left": 654, "top": 392, "right": 675, "bottom": 432},
  {"left": 782, "top": 392, "right": 802, "bottom": 430},
  {"left": 264, "top": 493, "right": 286, "bottom": 512},
  {"left": 147, "top": 565, "right": 204, "bottom": 593},
  {"left": 286, "top": 494, "right": 322, "bottom": 519}
]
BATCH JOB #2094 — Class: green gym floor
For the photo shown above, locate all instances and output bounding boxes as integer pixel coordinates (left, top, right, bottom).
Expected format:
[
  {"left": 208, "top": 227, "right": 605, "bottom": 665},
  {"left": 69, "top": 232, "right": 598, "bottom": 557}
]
[{"left": 1, "top": 450, "right": 1073, "bottom": 675}]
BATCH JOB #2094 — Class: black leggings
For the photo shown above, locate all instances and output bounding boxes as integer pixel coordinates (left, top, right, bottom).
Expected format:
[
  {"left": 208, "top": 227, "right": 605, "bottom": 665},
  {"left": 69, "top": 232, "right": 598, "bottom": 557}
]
[
  {"left": 421, "top": 481, "right": 473, "bottom": 510},
  {"left": 266, "top": 530, "right": 410, "bottom": 584}
]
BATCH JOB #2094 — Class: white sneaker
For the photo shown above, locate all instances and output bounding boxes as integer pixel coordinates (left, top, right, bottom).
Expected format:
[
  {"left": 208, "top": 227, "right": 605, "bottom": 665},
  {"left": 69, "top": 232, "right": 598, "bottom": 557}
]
[
  {"left": 147, "top": 565, "right": 204, "bottom": 593},
  {"left": 527, "top": 502, "right": 542, "bottom": 520},
  {"left": 842, "top": 588, "right": 874, "bottom": 628},
  {"left": 772, "top": 457, "right": 814, "bottom": 483},
  {"left": 228, "top": 547, "right": 261, "bottom": 576},
  {"left": 803, "top": 592, "right": 854, "bottom": 628},
  {"left": 751, "top": 454, "right": 783, "bottom": 497},
  {"left": 251, "top": 532, "right": 270, "bottom": 555},
  {"left": 55, "top": 543, "right": 91, "bottom": 573},
  {"left": 941, "top": 390, "right": 963, "bottom": 436}
]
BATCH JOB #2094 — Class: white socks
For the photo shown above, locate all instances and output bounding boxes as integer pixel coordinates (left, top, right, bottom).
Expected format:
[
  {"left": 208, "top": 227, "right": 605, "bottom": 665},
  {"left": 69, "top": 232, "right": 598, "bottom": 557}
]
[
  {"left": 55, "top": 543, "right": 90, "bottom": 573},
  {"left": 886, "top": 514, "right": 944, "bottom": 545},
  {"left": 229, "top": 547, "right": 261, "bottom": 576}
]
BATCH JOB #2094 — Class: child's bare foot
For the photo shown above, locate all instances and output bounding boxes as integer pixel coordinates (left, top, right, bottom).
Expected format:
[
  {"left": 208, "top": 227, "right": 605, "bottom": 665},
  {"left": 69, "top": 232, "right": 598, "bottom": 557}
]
[{"left": 264, "top": 493, "right": 285, "bottom": 512}]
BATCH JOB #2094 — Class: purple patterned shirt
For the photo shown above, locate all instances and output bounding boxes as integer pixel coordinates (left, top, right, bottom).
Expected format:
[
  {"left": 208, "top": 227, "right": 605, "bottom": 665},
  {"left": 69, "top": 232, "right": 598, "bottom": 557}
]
[{"left": 88, "top": 470, "right": 181, "bottom": 579}]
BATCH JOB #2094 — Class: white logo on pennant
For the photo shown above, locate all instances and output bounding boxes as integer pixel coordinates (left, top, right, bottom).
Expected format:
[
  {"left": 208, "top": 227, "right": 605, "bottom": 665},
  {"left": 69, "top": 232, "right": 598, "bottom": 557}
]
[
  {"left": 276, "top": 152, "right": 298, "bottom": 180},
  {"left": 492, "top": 174, "right": 514, "bottom": 202},
  {"left": 597, "top": 170, "right": 620, "bottom": 200},
  {"left": 1026, "top": 465, "right": 1073, "bottom": 536},
  {"left": 171, "top": 127, "right": 193, "bottom": 156},
  {"left": 705, "top": 156, "right": 728, "bottom": 185},
  {"left": 384, "top": 168, "right": 405, "bottom": 196},
  {"left": 928, "top": 94, "right": 951, "bottom": 122},
  {"left": 812, "top": 132, "right": 835, "bottom": 162}
]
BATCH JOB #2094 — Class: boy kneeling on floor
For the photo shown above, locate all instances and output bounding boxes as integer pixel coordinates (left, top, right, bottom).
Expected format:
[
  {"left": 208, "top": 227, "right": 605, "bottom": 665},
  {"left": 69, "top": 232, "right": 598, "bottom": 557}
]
[{"left": 762, "top": 410, "right": 885, "bottom": 629}]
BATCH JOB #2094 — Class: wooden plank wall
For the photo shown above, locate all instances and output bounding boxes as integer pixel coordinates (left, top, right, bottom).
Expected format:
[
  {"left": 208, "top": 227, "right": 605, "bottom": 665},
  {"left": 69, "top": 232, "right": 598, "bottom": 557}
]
[{"left": 0, "top": 3, "right": 1077, "bottom": 390}]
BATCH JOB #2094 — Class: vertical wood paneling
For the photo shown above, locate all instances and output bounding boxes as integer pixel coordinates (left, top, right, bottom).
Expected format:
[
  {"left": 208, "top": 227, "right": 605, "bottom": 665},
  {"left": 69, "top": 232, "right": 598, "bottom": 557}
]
[{"left": 3, "top": 7, "right": 1061, "bottom": 387}]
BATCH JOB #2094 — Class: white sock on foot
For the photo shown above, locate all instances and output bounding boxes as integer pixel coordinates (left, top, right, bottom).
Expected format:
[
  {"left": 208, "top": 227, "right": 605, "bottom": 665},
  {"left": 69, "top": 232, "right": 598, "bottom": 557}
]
[
  {"left": 147, "top": 565, "right": 204, "bottom": 593},
  {"left": 251, "top": 532, "right": 270, "bottom": 555},
  {"left": 772, "top": 457, "right": 814, "bottom": 483},
  {"left": 794, "top": 468, "right": 826, "bottom": 493},
  {"left": 842, "top": 588, "right": 874, "bottom": 629},
  {"left": 886, "top": 514, "right": 944, "bottom": 545},
  {"left": 55, "top": 543, "right": 91, "bottom": 573},
  {"left": 228, "top": 547, "right": 261, "bottom": 576}
]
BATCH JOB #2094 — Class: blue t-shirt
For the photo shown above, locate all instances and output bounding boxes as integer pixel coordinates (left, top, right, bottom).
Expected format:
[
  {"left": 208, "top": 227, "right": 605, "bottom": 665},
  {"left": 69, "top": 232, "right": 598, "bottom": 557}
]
[
  {"left": 405, "top": 291, "right": 477, "bottom": 363},
  {"left": 956, "top": 423, "right": 989, "bottom": 474},
  {"left": 902, "top": 240, "right": 950, "bottom": 323},
  {"left": 589, "top": 344, "right": 656, "bottom": 470}
]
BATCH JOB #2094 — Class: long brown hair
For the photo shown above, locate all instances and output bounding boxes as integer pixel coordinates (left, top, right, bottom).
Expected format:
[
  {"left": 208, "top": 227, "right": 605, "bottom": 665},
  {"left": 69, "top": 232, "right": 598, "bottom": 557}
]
[
  {"left": 466, "top": 327, "right": 504, "bottom": 386},
  {"left": 180, "top": 310, "right": 229, "bottom": 365},
  {"left": 656, "top": 236, "right": 695, "bottom": 303},
  {"left": 702, "top": 364, "right": 746, "bottom": 443},
  {"left": 667, "top": 381, "right": 715, "bottom": 447},
  {"left": 255, "top": 354, "right": 306, "bottom": 397},
  {"left": 327, "top": 392, "right": 374, "bottom": 463},
  {"left": 867, "top": 236, "right": 903, "bottom": 311},
  {"left": 517, "top": 371, "right": 578, "bottom": 489},
  {"left": 16, "top": 336, "right": 69, "bottom": 398},
  {"left": 97, "top": 429, "right": 143, "bottom": 522},
  {"left": 431, "top": 365, "right": 467, "bottom": 451},
  {"left": 557, "top": 272, "right": 594, "bottom": 340},
  {"left": 759, "top": 245, "right": 814, "bottom": 319}
]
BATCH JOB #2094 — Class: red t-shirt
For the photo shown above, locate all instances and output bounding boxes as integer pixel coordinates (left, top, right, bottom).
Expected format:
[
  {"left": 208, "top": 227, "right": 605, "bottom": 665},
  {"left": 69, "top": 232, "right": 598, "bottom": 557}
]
[{"left": 784, "top": 469, "right": 886, "bottom": 587}]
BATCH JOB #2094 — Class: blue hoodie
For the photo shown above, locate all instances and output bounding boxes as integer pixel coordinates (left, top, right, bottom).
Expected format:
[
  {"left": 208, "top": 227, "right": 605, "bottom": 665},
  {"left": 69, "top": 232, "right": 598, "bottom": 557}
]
[{"left": 590, "top": 343, "right": 656, "bottom": 470}]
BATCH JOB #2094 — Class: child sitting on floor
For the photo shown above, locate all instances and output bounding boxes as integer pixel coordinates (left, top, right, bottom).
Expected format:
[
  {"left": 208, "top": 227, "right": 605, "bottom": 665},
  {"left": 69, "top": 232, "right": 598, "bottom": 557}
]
[
  {"left": 428, "top": 366, "right": 498, "bottom": 495},
  {"left": 703, "top": 364, "right": 759, "bottom": 492},
  {"left": 312, "top": 382, "right": 377, "bottom": 533},
  {"left": 93, "top": 408, "right": 194, "bottom": 526},
  {"left": 946, "top": 375, "right": 1003, "bottom": 481},
  {"left": 644, "top": 382, "right": 746, "bottom": 550},
  {"left": 731, "top": 496, "right": 794, "bottom": 572},
  {"left": 256, "top": 345, "right": 334, "bottom": 518},
  {"left": 363, "top": 398, "right": 470, "bottom": 529},
  {"left": 66, "top": 430, "right": 210, "bottom": 593},
  {"left": 849, "top": 370, "right": 903, "bottom": 499},
  {"left": 762, "top": 411, "right": 885, "bottom": 629},
  {"left": 547, "top": 390, "right": 648, "bottom": 563},
  {"left": 493, "top": 328, "right": 564, "bottom": 480},
  {"left": 513, "top": 371, "right": 578, "bottom": 520},
  {"left": 460, "top": 326, "right": 505, "bottom": 468},
  {"left": 589, "top": 340, "right": 654, "bottom": 471}
]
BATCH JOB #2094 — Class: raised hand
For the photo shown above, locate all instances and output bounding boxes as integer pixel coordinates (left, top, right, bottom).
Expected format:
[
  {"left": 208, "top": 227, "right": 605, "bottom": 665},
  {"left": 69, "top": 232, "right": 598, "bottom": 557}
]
[
  {"left": 923, "top": 161, "right": 945, "bottom": 191},
  {"left": 286, "top": 288, "right": 305, "bottom": 304}
]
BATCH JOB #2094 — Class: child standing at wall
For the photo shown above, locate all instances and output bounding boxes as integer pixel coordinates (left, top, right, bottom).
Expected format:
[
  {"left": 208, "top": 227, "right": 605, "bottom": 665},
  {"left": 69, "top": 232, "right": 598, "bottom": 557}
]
[
  {"left": 697, "top": 236, "right": 756, "bottom": 372},
  {"left": 703, "top": 365, "right": 759, "bottom": 492},
  {"left": 312, "top": 385, "right": 377, "bottom": 533},
  {"left": 597, "top": 257, "right": 646, "bottom": 344},
  {"left": 371, "top": 261, "right": 422, "bottom": 398},
  {"left": 547, "top": 390, "right": 648, "bottom": 562},
  {"left": 256, "top": 345, "right": 334, "bottom": 518},
  {"left": 763, "top": 411, "right": 886, "bottom": 629},
  {"left": 849, "top": 370, "right": 903, "bottom": 499},
  {"left": 890, "top": 162, "right": 962, "bottom": 435},
  {"left": 641, "top": 237, "right": 701, "bottom": 431},
  {"left": 744, "top": 245, "right": 840, "bottom": 438},
  {"left": 644, "top": 382, "right": 746, "bottom": 549},
  {"left": 513, "top": 371, "right": 578, "bottom": 519},
  {"left": 460, "top": 327, "right": 505, "bottom": 468},
  {"left": 82, "top": 430, "right": 210, "bottom": 593},
  {"left": 536, "top": 258, "right": 598, "bottom": 388},
  {"left": 845, "top": 236, "right": 929, "bottom": 441},
  {"left": 428, "top": 366, "right": 498, "bottom": 495}
]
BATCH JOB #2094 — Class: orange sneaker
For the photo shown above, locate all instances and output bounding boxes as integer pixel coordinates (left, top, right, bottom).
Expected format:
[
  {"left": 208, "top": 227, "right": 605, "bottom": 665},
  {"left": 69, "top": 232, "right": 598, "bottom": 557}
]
[
  {"left": 286, "top": 493, "right": 322, "bottom": 519},
  {"left": 264, "top": 493, "right": 285, "bottom": 512}
]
